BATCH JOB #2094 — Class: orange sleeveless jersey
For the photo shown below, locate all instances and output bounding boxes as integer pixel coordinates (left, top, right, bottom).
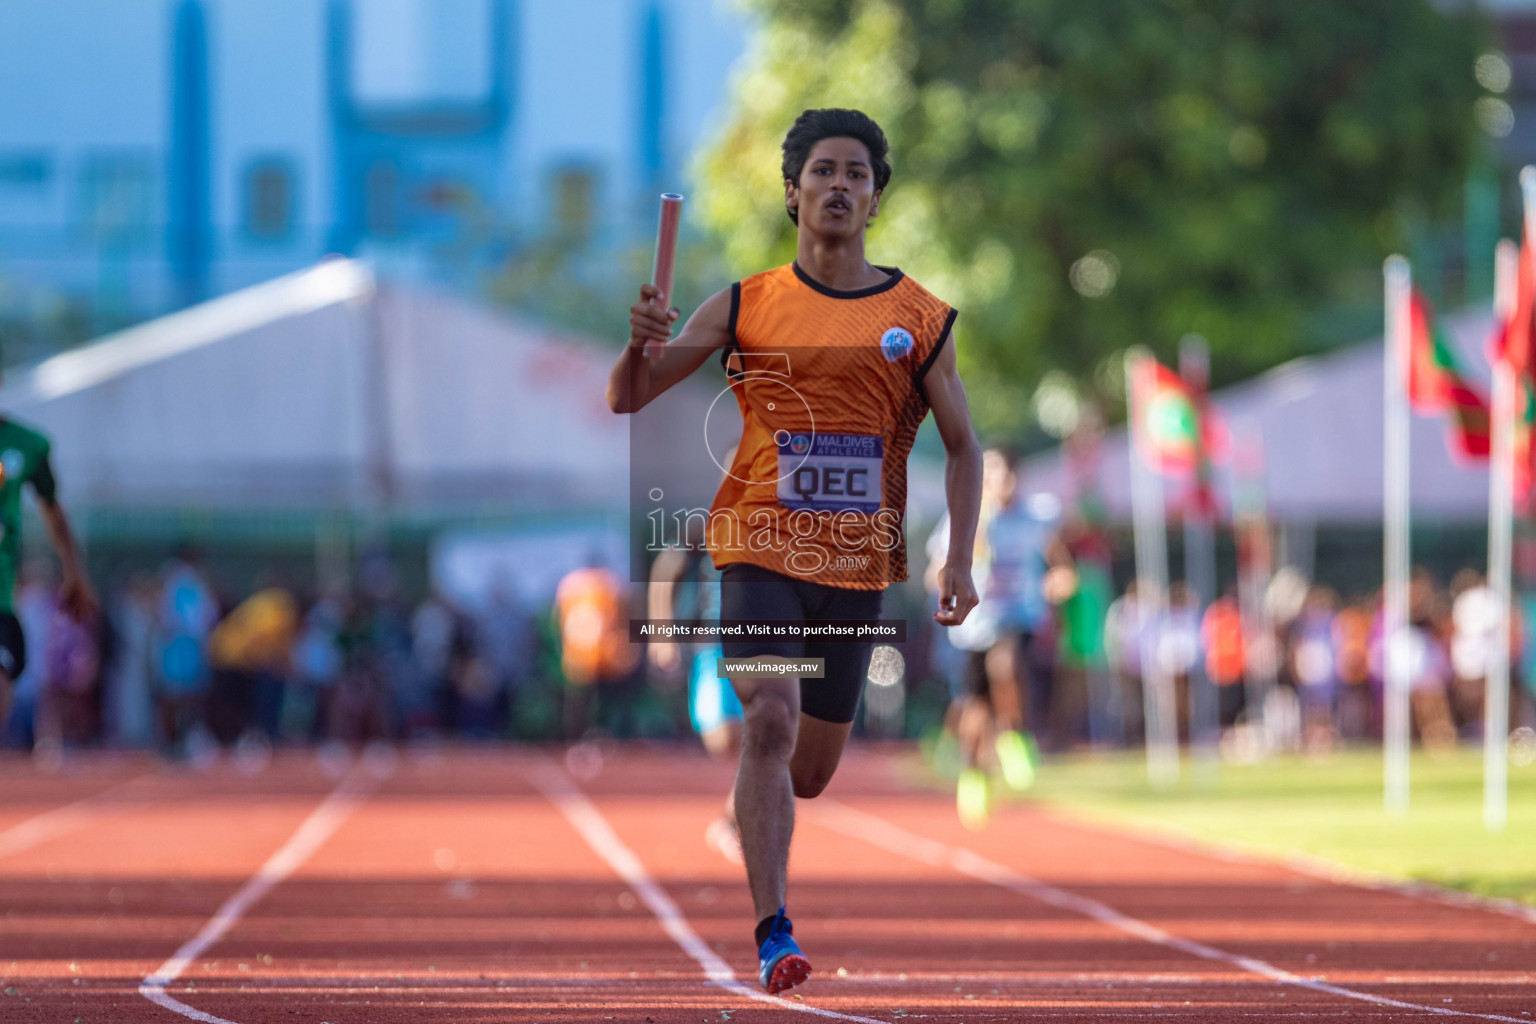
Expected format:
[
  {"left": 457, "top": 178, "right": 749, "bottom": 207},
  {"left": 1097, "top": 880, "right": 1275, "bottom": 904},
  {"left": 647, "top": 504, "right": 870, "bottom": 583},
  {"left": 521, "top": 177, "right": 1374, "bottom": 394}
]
[{"left": 706, "top": 262, "right": 957, "bottom": 591}]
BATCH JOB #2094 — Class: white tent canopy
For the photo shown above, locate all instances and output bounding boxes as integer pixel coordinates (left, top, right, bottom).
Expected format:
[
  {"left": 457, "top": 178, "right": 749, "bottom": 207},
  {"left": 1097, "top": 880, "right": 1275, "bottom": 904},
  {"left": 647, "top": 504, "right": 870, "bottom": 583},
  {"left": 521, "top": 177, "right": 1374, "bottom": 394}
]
[
  {"left": 0, "top": 259, "right": 712, "bottom": 514},
  {"left": 1022, "top": 307, "right": 1499, "bottom": 523}
]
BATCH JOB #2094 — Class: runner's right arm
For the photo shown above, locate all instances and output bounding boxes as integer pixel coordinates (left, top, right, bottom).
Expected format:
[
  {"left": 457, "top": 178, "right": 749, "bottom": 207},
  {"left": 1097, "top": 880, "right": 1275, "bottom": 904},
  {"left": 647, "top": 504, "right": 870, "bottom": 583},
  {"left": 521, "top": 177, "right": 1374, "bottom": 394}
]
[
  {"left": 607, "top": 284, "right": 733, "bottom": 414},
  {"left": 1041, "top": 531, "right": 1079, "bottom": 605}
]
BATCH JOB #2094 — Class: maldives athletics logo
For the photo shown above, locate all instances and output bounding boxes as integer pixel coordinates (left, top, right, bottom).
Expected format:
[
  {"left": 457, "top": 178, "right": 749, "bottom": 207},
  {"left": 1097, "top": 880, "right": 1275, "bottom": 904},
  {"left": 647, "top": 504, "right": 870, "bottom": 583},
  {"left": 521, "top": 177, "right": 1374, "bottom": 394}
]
[
  {"left": 787, "top": 433, "right": 812, "bottom": 456},
  {"left": 879, "top": 326, "right": 915, "bottom": 362},
  {"left": 0, "top": 450, "right": 22, "bottom": 483}
]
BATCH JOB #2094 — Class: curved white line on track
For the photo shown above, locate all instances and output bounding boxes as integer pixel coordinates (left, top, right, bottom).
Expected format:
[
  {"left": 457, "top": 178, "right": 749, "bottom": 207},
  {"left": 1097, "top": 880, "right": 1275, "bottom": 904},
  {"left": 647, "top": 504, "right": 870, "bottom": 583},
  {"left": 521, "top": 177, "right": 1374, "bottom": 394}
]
[
  {"left": 0, "top": 771, "right": 157, "bottom": 861},
  {"left": 530, "top": 767, "right": 892, "bottom": 1024},
  {"left": 1043, "top": 804, "right": 1536, "bottom": 928},
  {"left": 138, "top": 769, "right": 378, "bottom": 1023},
  {"left": 813, "top": 799, "right": 1531, "bottom": 1024}
]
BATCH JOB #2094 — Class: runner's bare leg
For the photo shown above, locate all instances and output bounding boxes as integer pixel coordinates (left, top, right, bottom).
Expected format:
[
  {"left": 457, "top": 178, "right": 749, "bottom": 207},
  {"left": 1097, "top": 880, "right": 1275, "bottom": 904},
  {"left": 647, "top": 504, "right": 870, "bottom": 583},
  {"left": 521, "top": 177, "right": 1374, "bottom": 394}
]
[
  {"left": 733, "top": 676, "right": 800, "bottom": 920},
  {"left": 703, "top": 720, "right": 743, "bottom": 820},
  {"left": 790, "top": 715, "right": 854, "bottom": 798}
]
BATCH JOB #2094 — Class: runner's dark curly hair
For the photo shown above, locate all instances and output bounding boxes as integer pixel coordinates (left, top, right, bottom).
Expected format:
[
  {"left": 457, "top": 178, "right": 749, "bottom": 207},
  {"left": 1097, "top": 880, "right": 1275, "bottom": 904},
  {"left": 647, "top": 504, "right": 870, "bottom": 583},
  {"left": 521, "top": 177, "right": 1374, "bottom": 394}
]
[{"left": 780, "top": 108, "right": 891, "bottom": 224}]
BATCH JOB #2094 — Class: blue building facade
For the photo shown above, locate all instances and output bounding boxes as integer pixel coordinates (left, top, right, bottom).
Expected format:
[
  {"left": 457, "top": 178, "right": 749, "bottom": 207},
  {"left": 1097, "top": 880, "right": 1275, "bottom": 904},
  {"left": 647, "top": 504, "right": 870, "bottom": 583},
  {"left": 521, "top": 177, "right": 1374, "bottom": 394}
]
[{"left": 0, "top": 0, "right": 748, "bottom": 338}]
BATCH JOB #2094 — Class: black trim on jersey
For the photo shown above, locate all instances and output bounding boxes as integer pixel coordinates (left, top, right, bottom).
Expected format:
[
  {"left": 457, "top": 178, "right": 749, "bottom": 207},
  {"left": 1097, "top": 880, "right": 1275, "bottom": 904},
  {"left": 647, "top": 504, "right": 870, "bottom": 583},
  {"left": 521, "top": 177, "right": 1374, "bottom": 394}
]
[
  {"left": 791, "top": 261, "right": 903, "bottom": 299},
  {"left": 719, "top": 281, "right": 744, "bottom": 379},
  {"left": 0, "top": 612, "right": 26, "bottom": 680},
  {"left": 31, "top": 453, "right": 56, "bottom": 504},
  {"left": 914, "top": 307, "right": 958, "bottom": 403}
]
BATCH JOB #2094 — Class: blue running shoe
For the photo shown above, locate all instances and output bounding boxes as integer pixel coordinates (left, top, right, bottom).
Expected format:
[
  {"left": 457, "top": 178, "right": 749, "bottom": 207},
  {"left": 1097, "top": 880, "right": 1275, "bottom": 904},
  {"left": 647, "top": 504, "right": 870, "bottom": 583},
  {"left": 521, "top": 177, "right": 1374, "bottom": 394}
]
[{"left": 757, "top": 907, "right": 812, "bottom": 994}]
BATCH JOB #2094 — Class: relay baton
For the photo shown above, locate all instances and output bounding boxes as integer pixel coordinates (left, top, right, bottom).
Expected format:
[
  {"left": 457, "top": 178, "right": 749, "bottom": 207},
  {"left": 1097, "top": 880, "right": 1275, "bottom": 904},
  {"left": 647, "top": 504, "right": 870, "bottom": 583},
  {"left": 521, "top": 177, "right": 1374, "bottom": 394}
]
[{"left": 645, "top": 192, "right": 683, "bottom": 359}]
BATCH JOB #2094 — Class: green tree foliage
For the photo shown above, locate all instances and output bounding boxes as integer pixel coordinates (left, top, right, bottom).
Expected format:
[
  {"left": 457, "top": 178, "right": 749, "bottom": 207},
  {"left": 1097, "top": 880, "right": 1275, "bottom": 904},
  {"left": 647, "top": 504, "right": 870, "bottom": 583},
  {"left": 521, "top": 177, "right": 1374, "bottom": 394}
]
[{"left": 699, "top": 0, "right": 1487, "bottom": 438}]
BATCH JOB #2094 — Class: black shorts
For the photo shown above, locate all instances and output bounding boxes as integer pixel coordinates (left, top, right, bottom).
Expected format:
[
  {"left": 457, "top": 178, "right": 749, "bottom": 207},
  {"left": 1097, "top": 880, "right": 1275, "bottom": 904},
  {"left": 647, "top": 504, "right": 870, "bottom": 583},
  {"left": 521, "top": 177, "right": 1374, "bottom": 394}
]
[
  {"left": 0, "top": 612, "right": 26, "bottom": 681},
  {"left": 959, "top": 631, "right": 1035, "bottom": 701},
  {"left": 719, "top": 563, "right": 884, "bottom": 724}
]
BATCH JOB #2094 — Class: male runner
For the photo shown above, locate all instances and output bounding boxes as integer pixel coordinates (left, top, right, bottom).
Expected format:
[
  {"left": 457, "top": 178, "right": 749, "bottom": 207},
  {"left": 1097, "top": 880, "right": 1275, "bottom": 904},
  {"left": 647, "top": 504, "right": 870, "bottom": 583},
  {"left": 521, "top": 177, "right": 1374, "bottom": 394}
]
[
  {"left": 926, "top": 448, "right": 1075, "bottom": 828},
  {"left": 608, "top": 108, "right": 983, "bottom": 994},
  {"left": 0, "top": 398, "right": 97, "bottom": 730}
]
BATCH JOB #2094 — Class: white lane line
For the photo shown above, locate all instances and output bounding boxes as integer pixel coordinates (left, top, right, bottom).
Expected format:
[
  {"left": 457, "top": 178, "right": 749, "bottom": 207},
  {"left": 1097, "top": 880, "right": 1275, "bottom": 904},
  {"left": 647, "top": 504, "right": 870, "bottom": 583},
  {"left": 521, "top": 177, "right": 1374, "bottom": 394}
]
[
  {"left": 1041, "top": 805, "right": 1536, "bottom": 928},
  {"left": 812, "top": 800, "right": 1530, "bottom": 1024},
  {"left": 529, "top": 767, "right": 892, "bottom": 1024},
  {"left": 0, "top": 771, "right": 158, "bottom": 861},
  {"left": 138, "top": 769, "right": 379, "bottom": 1024}
]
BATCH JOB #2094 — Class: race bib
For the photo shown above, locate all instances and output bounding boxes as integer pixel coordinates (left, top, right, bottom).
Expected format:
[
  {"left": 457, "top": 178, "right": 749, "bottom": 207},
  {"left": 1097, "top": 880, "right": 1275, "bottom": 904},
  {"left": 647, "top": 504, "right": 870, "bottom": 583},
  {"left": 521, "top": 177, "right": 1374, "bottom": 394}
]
[{"left": 777, "top": 433, "right": 883, "bottom": 513}]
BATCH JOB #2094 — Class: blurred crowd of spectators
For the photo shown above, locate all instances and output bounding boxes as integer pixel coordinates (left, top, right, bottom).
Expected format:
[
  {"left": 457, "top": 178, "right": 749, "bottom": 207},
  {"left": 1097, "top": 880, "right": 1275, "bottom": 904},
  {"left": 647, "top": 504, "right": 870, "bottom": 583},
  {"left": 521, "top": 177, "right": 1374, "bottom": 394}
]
[
  {"left": 1086, "top": 565, "right": 1536, "bottom": 757},
  {"left": 4, "top": 540, "right": 1531, "bottom": 765},
  {"left": 0, "top": 549, "right": 661, "bottom": 762}
]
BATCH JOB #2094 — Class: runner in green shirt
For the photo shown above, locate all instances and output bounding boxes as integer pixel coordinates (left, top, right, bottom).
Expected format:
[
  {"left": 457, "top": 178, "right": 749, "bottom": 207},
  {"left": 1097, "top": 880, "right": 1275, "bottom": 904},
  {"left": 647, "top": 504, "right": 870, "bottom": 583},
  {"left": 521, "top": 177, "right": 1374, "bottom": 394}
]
[{"left": 0, "top": 415, "right": 96, "bottom": 720}]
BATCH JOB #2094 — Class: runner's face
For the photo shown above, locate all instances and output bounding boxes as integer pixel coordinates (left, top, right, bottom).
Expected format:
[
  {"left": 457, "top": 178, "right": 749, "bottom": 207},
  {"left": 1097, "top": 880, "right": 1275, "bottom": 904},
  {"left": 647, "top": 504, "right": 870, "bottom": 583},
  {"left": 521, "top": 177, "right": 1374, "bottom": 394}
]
[
  {"left": 786, "top": 137, "right": 881, "bottom": 238},
  {"left": 982, "top": 450, "right": 1017, "bottom": 504}
]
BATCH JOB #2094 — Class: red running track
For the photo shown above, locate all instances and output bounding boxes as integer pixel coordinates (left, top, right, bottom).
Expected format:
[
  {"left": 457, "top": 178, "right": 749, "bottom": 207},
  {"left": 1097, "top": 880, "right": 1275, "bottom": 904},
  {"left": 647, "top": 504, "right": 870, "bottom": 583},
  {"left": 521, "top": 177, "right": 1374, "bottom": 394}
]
[{"left": 0, "top": 746, "right": 1531, "bottom": 1022}]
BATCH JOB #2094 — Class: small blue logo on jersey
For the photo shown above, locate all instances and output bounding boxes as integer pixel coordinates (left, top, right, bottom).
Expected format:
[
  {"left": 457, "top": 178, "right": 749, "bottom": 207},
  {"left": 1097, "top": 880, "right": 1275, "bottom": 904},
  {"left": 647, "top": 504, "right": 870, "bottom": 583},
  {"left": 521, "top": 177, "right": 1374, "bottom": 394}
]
[
  {"left": 879, "top": 327, "right": 915, "bottom": 362},
  {"left": 788, "top": 434, "right": 812, "bottom": 456},
  {"left": 0, "top": 451, "right": 22, "bottom": 478}
]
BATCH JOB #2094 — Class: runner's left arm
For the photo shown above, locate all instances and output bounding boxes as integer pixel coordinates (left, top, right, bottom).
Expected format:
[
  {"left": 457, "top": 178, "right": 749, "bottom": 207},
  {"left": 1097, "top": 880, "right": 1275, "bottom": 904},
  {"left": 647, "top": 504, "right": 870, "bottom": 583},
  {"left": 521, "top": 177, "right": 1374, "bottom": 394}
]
[
  {"left": 923, "top": 331, "right": 981, "bottom": 627},
  {"left": 31, "top": 458, "right": 97, "bottom": 622}
]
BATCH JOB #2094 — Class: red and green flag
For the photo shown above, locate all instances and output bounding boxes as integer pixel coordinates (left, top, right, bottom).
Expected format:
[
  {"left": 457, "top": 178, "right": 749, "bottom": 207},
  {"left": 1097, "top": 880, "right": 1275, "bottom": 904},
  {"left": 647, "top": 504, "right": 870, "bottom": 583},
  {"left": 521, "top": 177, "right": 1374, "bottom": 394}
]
[
  {"left": 1131, "top": 358, "right": 1199, "bottom": 473},
  {"left": 1407, "top": 290, "right": 1491, "bottom": 461},
  {"left": 1131, "top": 357, "right": 1226, "bottom": 476},
  {"left": 1514, "top": 379, "right": 1536, "bottom": 503},
  {"left": 1488, "top": 230, "right": 1536, "bottom": 506},
  {"left": 1496, "top": 226, "right": 1535, "bottom": 380}
]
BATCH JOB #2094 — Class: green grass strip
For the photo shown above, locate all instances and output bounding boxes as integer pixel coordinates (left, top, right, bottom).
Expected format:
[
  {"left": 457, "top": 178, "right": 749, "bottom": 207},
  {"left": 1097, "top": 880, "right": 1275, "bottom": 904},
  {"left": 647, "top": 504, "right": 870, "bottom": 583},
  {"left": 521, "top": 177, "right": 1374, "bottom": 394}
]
[{"left": 910, "top": 744, "right": 1536, "bottom": 908}]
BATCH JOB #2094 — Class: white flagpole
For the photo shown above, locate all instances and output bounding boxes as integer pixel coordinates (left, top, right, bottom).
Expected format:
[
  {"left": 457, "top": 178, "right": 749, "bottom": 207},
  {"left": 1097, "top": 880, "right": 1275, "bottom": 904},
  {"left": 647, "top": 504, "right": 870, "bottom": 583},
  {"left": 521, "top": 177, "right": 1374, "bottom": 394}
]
[
  {"left": 1383, "top": 255, "right": 1412, "bottom": 817},
  {"left": 1486, "top": 210, "right": 1527, "bottom": 832},
  {"left": 1231, "top": 421, "right": 1277, "bottom": 749},
  {"left": 1127, "top": 348, "right": 1179, "bottom": 789},
  {"left": 1486, "top": 365, "right": 1513, "bottom": 834},
  {"left": 1180, "top": 335, "right": 1221, "bottom": 775}
]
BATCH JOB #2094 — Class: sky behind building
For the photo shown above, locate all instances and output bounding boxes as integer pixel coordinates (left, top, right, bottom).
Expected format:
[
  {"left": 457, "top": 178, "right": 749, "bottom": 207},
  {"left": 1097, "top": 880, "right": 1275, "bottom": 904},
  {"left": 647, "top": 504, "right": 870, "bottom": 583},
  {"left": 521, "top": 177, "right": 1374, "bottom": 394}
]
[{"left": 0, "top": 0, "right": 750, "bottom": 339}]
